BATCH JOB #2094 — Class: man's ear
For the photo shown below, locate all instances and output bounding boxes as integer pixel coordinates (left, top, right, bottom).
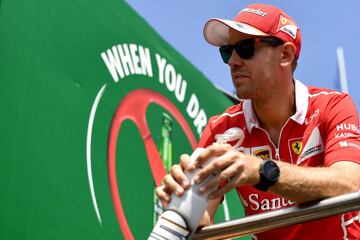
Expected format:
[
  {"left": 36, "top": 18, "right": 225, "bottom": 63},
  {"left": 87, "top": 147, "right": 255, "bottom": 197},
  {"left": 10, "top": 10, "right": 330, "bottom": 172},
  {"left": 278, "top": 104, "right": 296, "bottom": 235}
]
[{"left": 280, "top": 42, "right": 296, "bottom": 68}]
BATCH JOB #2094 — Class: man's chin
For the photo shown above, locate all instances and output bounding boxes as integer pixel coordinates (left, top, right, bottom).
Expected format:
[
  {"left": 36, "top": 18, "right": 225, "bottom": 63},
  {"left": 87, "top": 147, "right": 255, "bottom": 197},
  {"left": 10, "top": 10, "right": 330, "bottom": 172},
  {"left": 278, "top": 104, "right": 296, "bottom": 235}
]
[{"left": 235, "top": 91, "right": 250, "bottom": 100}]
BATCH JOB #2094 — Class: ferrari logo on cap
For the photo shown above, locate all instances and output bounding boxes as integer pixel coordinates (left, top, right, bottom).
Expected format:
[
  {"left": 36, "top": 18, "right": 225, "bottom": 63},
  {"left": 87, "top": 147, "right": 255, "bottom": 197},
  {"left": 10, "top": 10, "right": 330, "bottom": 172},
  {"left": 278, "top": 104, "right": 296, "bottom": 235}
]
[
  {"left": 291, "top": 141, "right": 302, "bottom": 155},
  {"left": 277, "top": 15, "right": 297, "bottom": 39}
]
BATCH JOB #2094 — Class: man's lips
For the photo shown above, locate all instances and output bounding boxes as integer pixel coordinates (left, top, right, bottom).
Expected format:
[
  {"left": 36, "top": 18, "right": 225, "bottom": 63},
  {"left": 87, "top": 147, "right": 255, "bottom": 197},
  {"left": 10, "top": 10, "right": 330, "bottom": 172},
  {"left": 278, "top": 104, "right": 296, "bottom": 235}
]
[{"left": 232, "top": 73, "right": 250, "bottom": 82}]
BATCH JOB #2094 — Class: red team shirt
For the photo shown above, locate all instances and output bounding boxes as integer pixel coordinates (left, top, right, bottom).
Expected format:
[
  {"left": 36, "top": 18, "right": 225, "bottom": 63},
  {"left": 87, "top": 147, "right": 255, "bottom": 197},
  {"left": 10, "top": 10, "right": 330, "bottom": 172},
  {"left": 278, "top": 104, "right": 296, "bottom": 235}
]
[{"left": 198, "top": 80, "right": 360, "bottom": 239}]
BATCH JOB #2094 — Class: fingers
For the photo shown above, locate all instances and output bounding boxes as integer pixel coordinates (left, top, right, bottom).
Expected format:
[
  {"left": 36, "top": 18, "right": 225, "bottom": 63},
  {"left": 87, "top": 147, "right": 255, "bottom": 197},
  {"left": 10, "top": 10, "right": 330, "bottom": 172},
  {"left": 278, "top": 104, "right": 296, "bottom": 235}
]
[
  {"left": 189, "top": 144, "right": 232, "bottom": 170},
  {"left": 170, "top": 164, "right": 190, "bottom": 190},
  {"left": 194, "top": 150, "right": 261, "bottom": 200},
  {"left": 198, "top": 163, "right": 241, "bottom": 195},
  {"left": 156, "top": 145, "right": 253, "bottom": 204},
  {"left": 163, "top": 173, "right": 184, "bottom": 195},
  {"left": 155, "top": 173, "right": 183, "bottom": 204},
  {"left": 179, "top": 154, "right": 193, "bottom": 173},
  {"left": 155, "top": 185, "right": 171, "bottom": 203},
  {"left": 155, "top": 155, "right": 193, "bottom": 204},
  {"left": 208, "top": 176, "right": 239, "bottom": 199},
  {"left": 194, "top": 149, "right": 243, "bottom": 185}
]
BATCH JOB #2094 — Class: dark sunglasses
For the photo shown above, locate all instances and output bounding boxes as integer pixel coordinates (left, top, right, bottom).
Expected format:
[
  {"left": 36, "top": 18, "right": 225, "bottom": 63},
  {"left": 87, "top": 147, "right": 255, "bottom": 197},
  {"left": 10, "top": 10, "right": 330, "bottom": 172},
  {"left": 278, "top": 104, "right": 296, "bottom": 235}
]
[{"left": 219, "top": 38, "right": 284, "bottom": 63}]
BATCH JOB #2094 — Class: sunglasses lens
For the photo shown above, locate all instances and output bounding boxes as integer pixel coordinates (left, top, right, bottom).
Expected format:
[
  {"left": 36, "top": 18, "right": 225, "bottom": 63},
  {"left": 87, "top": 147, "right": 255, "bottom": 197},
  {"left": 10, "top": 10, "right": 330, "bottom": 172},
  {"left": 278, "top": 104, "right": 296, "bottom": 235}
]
[
  {"left": 235, "top": 39, "right": 255, "bottom": 60},
  {"left": 219, "top": 45, "right": 232, "bottom": 63},
  {"left": 219, "top": 39, "right": 255, "bottom": 63}
]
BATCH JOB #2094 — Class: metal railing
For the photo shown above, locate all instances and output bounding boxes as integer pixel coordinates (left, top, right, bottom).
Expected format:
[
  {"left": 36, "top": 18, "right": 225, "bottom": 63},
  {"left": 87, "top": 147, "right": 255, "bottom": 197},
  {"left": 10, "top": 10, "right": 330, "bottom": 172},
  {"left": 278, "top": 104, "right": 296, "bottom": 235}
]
[{"left": 192, "top": 191, "right": 360, "bottom": 240}]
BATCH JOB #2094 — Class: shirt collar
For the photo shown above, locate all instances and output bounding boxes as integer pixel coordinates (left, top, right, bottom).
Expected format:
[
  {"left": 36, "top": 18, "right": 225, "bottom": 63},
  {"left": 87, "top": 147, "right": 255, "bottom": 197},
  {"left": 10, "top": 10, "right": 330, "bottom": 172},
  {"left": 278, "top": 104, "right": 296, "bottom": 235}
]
[
  {"left": 243, "top": 79, "right": 309, "bottom": 133},
  {"left": 291, "top": 79, "right": 309, "bottom": 125},
  {"left": 243, "top": 99, "right": 258, "bottom": 133}
]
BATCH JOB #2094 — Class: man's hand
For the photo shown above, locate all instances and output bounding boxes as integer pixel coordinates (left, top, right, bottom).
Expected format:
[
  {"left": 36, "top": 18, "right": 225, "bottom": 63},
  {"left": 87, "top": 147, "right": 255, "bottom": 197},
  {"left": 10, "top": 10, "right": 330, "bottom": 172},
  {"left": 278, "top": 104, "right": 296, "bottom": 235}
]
[
  {"left": 156, "top": 143, "right": 264, "bottom": 202},
  {"left": 155, "top": 154, "right": 193, "bottom": 204},
  {"left": 190, "top": 143, "right": 262, "bottom": 199}
]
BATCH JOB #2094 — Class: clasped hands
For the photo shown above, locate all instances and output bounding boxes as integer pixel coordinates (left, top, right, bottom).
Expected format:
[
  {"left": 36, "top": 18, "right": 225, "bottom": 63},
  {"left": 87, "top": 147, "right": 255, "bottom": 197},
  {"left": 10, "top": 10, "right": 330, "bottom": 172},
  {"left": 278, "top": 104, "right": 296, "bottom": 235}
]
[{"left": 156, "top": 143, "right": 262, "bottom": 203}]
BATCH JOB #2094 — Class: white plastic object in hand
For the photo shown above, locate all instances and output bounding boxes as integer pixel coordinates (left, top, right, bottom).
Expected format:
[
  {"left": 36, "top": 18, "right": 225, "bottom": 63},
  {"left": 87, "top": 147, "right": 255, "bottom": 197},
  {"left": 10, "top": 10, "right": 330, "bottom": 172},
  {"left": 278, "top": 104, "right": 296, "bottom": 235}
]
[
  {"left": 166, "top": 148, "right": 212, "bottom": 231},
  {"left": 148, "top": 210, "right": 190, "bottom": 240},
  {"left": 148, "top": 127, "right": 245, "bottom": 239},
  {"left": 215, "top": 127, "right": 245, "bottom": 148},
  {"left": 148, "top": 148, "right": 209, "bottom": 240}
]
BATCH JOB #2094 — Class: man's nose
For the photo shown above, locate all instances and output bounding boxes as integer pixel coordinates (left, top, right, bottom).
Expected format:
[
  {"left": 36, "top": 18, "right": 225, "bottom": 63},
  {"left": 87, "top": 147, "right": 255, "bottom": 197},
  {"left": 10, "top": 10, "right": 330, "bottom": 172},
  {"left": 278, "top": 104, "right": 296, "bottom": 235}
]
[{"left": 228, "top": 49, "right": 244, "bottom": 67}]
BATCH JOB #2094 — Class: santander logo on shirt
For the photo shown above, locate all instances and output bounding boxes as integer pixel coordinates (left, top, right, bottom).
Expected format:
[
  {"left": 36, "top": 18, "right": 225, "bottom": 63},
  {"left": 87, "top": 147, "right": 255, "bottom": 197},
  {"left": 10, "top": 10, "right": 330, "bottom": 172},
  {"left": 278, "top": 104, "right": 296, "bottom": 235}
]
[{"left": 246, "top": 193, "right": 296, "bottom": 212}]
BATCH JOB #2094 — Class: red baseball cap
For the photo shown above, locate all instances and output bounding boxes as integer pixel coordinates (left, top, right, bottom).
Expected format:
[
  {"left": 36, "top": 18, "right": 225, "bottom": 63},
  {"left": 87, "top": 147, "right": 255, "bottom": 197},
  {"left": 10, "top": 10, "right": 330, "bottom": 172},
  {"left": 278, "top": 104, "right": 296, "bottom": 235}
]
[{"left": 203, "top": 3, "right": 302, "bottom": 59}]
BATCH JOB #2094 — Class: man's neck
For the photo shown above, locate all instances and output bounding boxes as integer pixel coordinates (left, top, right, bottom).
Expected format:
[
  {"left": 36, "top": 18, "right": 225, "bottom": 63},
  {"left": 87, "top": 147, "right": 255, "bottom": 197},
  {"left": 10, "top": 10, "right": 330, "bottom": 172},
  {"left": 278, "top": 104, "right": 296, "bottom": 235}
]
[{"left": 252, "top": 80, "right": 296, "bottom": 145}]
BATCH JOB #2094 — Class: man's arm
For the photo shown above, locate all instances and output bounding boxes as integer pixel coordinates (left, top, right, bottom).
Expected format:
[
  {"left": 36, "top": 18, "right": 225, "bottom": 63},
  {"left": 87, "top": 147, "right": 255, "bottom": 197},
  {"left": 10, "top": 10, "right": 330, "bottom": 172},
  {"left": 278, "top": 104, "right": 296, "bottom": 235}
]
[
  {"left": 190, "top": 144, "right": 360, "bottom": 204},
  {"left": 271, "top": 160, "right": 360, "bottom": 203},
  {"left": 198, "top": 198, "right": 222, "bottom": 228}
]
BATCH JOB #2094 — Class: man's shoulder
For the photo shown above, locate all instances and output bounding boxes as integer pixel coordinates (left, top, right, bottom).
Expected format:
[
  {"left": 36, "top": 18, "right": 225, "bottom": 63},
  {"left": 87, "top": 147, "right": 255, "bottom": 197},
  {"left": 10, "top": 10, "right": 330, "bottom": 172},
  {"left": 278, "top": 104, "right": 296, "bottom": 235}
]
[
  {"left": 199, "top": 102, "right": 246, "bottom": 147},
  {"left": 306, "top": 85, "right": 349, "bottom": 108},
  {"left": 208, "top": 102, "right": 246, "bottom": 127},
  {"left": 305, "top": 85, "right": 357, "bottom": 122},
  {"left": 307, "top": 86, "right": 344, "bottom": 99}
]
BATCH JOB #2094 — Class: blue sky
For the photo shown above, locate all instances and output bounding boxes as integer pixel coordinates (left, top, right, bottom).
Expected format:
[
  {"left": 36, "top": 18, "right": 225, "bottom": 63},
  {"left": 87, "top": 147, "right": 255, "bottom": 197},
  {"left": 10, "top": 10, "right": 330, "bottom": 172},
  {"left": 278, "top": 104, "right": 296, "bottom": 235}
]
[{"left": 126, "top": 1, "right": 360, "bottom": 109}]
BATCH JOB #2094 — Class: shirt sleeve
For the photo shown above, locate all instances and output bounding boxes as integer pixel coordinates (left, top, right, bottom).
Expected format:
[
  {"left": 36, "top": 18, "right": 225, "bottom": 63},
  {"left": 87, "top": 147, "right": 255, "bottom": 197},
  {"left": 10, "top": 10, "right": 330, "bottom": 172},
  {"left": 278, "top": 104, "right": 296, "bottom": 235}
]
[
  {"left": 197, "top": 116, "right": 217, "bottom": 148},
  {"left": 323, "top": 94, "right": 360, "bottom": 166},
  {"left": 197, "top": 116, "right": 229, "bottom": 196}
]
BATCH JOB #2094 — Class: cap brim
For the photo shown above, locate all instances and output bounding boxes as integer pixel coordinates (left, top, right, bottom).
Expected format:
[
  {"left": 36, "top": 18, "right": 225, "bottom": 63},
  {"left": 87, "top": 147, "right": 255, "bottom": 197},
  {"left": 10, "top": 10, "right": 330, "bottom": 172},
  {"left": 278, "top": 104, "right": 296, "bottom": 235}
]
[{"left": 204, "top": 18, "right": 269, "bottom": 46}]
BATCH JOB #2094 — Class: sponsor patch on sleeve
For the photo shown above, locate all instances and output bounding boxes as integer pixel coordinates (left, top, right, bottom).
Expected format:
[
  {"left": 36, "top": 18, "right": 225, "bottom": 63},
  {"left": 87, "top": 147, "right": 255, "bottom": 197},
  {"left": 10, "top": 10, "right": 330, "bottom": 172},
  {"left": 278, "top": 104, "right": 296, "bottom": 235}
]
[{"left": 296, "top": 125, "right": 324, "bottom": 165}]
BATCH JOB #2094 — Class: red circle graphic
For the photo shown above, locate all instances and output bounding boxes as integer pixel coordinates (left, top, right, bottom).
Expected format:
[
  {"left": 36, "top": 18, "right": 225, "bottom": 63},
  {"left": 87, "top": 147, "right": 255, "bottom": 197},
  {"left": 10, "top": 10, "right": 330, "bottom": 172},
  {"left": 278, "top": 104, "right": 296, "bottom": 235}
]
[{"left": 108, "top": 89, "right": 197, "bottom": 239}]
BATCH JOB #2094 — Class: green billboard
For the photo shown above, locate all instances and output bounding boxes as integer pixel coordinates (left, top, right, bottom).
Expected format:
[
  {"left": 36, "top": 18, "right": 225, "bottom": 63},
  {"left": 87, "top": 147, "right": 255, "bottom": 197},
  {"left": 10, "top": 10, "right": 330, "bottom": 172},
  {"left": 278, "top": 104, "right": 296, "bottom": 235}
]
[{"left": 0, "top": 0, "right": 249, "bottom": 239}]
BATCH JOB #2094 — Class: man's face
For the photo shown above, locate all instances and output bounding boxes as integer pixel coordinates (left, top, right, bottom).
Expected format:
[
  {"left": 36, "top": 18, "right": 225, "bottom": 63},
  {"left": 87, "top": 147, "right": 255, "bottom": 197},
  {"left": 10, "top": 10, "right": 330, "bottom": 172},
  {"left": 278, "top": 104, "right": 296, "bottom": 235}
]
[{"left": 227, "top": 29, "right": 282, "bottom": 100}]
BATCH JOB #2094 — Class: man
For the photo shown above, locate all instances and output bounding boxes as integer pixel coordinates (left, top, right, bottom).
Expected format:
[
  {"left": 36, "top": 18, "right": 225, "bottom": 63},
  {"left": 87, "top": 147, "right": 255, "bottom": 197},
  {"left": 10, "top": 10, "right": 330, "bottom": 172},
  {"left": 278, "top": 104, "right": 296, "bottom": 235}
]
[{"left": 156, "top": 3, "right": 360, "bottom": 239}]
